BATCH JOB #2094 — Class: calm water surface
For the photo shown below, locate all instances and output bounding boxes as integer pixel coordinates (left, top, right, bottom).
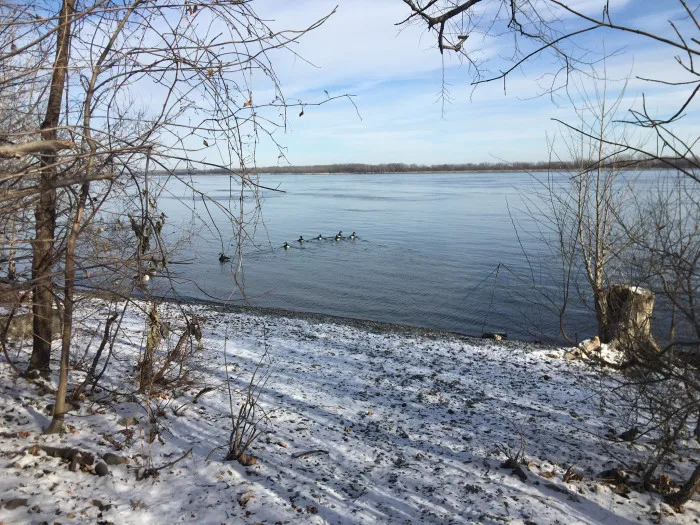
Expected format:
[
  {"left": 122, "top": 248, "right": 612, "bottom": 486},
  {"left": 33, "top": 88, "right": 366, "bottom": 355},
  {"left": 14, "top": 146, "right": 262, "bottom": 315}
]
[{"left": 149, "top": 171, "right": 662, "bottom": 341}]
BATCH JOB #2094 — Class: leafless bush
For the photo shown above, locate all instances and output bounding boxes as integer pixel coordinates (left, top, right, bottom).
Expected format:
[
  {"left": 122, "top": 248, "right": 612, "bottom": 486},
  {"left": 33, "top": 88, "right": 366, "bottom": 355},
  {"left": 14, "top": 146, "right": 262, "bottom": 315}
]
[
  {"left": 496, "top": 433, "right": 528, "bottom": 482},
  {"left": 151, "top": 317, "right": 203, "bottom": 389},
  {"left": 137, "top": 303, "right": 204, "bottom": 393},
  {"left": 223, "top": 322, "right": 272, "bottom": 466}
]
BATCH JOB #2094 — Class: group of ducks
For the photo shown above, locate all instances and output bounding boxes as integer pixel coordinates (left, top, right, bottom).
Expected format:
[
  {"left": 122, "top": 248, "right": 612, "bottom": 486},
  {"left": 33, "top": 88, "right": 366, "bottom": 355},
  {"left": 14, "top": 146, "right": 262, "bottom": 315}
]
[
  {"left": 283, "top": 231, "right": 356, "bottom": 250},
  {"left": 218, "top": 231, "right": 358, "bottom": 261}
]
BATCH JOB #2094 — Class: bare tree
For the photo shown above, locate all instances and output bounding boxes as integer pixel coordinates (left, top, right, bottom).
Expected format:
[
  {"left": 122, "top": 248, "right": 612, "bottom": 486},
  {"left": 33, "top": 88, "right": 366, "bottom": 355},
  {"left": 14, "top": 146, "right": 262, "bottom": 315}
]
[
  {"left": 399, "top": 0, "right": 700, "bottom": 506},
  {"left": 0, "top": 0, "right": 342, "bottom": 433},
  {"left": 399, "top": 0, "right": 699, "bottom": 171}
]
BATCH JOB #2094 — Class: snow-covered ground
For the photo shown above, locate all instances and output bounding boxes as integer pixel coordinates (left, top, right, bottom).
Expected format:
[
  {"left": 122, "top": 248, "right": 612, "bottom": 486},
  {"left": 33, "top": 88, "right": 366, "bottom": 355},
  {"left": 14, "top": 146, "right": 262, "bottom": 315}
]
[{"left": 0, "top": 298, "right": 698, "bottom": 524}]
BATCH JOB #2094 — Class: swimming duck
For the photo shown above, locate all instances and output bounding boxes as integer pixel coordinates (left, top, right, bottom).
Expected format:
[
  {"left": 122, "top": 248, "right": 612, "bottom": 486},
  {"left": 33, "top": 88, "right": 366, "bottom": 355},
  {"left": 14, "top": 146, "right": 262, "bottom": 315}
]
[
  {"left": 335, "top": 233, "right": 342, "bottom": 241},
  {"left": 298, "top": 236, "right": 305, "bottom": 243},
  {"left": 283, "top": 242, "right": 291, "bottom": 249},
  {"left": 316, "top": 234, "right": 323, "bottom": 240},
  {"left": 350, "top": 232, "right": 357, "bottom": 239},
  {"left": 219, "top": 252, "right": 231, "bottom": 263}
]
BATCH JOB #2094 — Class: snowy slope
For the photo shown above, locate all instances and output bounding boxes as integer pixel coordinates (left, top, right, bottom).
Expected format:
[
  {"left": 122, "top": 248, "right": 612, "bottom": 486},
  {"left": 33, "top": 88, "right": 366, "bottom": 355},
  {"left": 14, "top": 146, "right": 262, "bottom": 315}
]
[{"left": 0, "top": 298, "right": 697, "bottom": 524}]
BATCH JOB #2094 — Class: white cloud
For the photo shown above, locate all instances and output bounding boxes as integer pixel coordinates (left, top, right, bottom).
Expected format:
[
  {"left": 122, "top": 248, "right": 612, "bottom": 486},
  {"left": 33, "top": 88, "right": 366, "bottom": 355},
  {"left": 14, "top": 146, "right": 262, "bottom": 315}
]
[{"left": 113, "top": 0, "right": 697, "bottom": 166}]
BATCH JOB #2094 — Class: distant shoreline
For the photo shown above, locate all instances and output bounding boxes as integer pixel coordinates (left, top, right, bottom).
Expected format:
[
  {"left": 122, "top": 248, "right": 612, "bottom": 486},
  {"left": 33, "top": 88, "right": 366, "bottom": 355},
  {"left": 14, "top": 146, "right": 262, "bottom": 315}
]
[
  {"left": 261, "top": 169, "right": 552, "bottom": 175},
  {"left": 259, "top": 169, "right": 553, "bottom": 175},
  {"left": 154, "top": 165, "right": 675, "bottom": 177}
]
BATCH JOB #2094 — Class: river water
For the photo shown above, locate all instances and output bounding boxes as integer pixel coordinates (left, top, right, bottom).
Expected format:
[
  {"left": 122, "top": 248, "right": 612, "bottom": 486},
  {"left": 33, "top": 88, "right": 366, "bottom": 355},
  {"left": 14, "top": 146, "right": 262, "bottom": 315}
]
[{"left": 146, "top": 170, "right": 669, "bottom": 342}]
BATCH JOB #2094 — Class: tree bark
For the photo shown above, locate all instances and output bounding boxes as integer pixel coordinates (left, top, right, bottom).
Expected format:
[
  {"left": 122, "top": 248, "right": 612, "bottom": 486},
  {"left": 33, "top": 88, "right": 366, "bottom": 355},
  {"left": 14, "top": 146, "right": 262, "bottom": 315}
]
[
  {"left": 664, "top": 463, "right": 700, "bottom": 508},
  {"left": 28, "top": 0, "right": 75, "bottom": 377},
  {"left": 602, "top": 284, "right": 657, "bottom": 351},
  {"left": 45, "top": 183, "right": 87, "bottom": 434},
  {"left": 595, "top": 291, "right": 611, "bottom": 343},
  {"left": 0, "top": 140, "right": 75, "bottom": 158},
  {"left": 139, "top": 302, "right": 161, "bottom": 393},
  {"left": 7, "top": 216, "right": 16, "bottom": 280}
]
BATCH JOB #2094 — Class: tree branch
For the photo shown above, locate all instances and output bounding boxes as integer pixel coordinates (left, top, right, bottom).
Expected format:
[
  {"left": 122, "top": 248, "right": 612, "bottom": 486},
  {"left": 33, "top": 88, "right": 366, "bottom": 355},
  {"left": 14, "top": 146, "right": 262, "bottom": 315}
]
[{"left": 0, "top": 140, "right": 76, "bottom": 159}]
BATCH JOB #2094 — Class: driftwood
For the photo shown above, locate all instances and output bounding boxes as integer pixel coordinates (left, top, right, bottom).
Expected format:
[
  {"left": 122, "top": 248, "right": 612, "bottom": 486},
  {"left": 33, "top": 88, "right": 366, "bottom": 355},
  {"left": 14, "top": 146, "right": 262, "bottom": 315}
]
[
  {"left": 2, "top": 498, "right": 28, "bottom": 509},
  {"left": 101, "top": 432, "right": 125, "bottom": 451},
  {"left": 292, "top": 449, "right": 329, "bottom": 459},
  {"left": 0, "top": 139, "right": 75, "bottom": 158},
  {"left": 20, "top": 444, "right": 108, "bottom": 475},
  {"left": 24, "top": 444, "right": 93, "bottom": 464}
]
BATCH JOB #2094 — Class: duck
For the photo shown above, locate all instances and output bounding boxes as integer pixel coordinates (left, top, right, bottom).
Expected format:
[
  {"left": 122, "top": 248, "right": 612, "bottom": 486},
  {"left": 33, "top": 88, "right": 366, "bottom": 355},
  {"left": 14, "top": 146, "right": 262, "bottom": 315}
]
[
  {"left": 219, "top": 252, "right": 231, "bottom": 263},
  {"left": 316, "top": 234, "right": 323, "bottom": 240},
  {"left": 350, "top": 232, "right": 357, "bottom": 239},
  {"left": 298, "top": 236, "right": 305, "bottom": 243},
  {"left": 283, "top": 242, "right": 291, "bottom": 249},
  {"left": 335, "top": 233, "right": 342, "bottom": 241}
]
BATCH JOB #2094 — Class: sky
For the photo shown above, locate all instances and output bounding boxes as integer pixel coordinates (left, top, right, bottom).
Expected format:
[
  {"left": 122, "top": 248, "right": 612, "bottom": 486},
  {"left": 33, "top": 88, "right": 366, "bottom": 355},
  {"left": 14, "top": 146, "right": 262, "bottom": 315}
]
[{"left": 227, "top": 0, "right": 700, "bottom": 167}]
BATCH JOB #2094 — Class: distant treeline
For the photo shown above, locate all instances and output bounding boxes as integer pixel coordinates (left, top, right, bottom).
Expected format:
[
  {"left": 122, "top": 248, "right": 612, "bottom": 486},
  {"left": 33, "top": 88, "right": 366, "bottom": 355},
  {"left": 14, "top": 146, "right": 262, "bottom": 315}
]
[
  {"left": 155, "top": 158, "right": 694, "bottom": 176},
  {"left": 257, "top": 161, "right": 563, "bottom": 174}
]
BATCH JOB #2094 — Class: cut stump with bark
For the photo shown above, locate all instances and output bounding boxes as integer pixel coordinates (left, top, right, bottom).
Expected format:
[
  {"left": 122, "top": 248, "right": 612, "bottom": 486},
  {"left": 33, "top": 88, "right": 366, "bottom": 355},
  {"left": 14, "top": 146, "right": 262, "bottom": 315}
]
[{"left": 602, "top": 285, "right": 657, "bottom": 352}]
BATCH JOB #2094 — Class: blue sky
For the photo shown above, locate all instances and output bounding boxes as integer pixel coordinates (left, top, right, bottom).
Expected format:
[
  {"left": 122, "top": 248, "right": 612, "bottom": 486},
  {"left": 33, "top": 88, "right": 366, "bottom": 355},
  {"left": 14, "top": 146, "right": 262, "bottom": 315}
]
[{"left": 231, "top": 0, "right": 699, "bottom": 166}]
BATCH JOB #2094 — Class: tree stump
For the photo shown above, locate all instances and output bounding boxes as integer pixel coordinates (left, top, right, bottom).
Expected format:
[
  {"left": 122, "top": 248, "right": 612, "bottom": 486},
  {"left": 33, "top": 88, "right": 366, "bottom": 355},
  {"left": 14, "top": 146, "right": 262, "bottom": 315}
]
[{"left": 602, "top": 285, "right": 656, "bottom": 352}]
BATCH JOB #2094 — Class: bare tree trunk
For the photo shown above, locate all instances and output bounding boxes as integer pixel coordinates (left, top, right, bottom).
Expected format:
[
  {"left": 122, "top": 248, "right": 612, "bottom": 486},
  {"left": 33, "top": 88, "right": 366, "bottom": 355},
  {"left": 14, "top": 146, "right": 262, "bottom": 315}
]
[
  {"left": 664, "top": 463, "right": 700, "bottom": 508},
  {"left": 45, "top": 183, "right": 88, "bottom": 434},
  {"left": 7, "top": 215, "right": 16, "bottom": 281},
  {"left": 28, "top": 0, "right": 75, "bottom": 377},
  {"left": 595, "top": 292, "right": 612, "bottom": 343},
  {"left": 139, "top": 302, "right": 161, "bottom": 393}
]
